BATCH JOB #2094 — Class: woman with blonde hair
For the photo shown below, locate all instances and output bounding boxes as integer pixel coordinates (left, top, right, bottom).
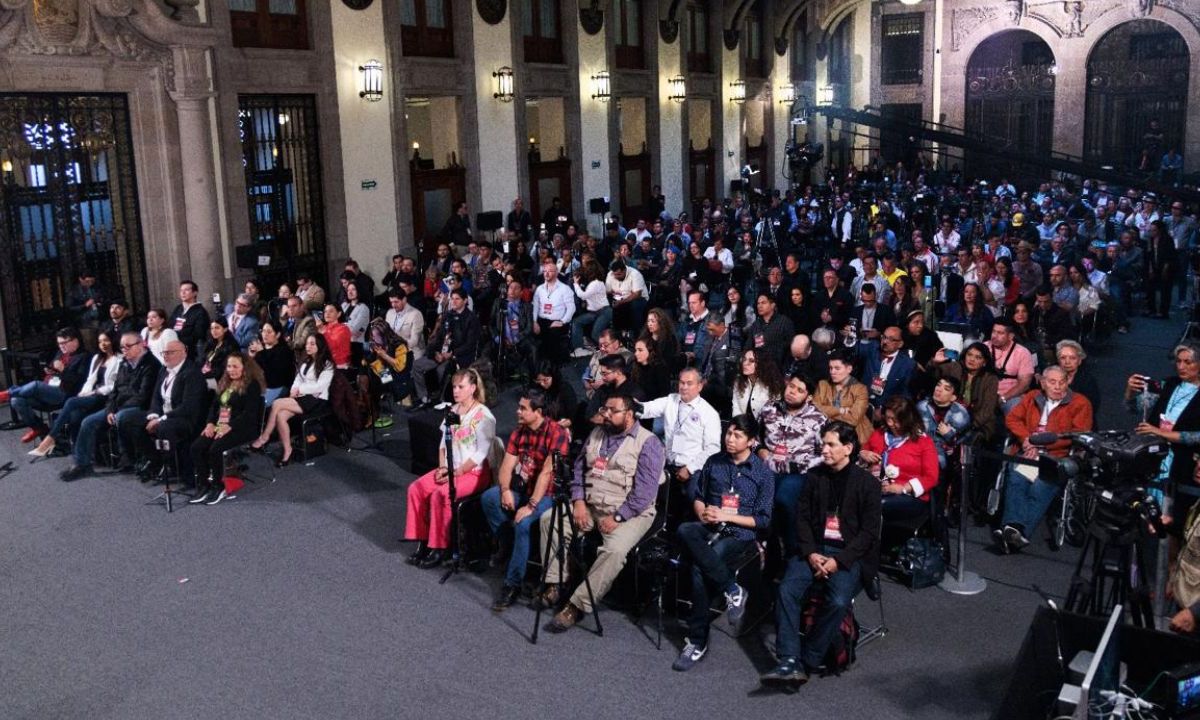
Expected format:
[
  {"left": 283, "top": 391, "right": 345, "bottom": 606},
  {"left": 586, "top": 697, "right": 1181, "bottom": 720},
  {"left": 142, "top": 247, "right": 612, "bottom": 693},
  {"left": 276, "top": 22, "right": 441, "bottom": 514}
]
[{"left": 405, "top": 367, "right": 496, "bottom": 569}]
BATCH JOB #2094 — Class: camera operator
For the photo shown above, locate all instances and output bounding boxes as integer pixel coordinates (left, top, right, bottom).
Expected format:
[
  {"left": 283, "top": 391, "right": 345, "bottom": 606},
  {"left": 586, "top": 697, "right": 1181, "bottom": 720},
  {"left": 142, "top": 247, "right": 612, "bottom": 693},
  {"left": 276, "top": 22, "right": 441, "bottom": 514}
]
[
  {"left": 1126, "top": 343, "right": 1200, "bottom": 533},
  {"left": 995, "top": 366, "right": 1094, "bottom": 553}
]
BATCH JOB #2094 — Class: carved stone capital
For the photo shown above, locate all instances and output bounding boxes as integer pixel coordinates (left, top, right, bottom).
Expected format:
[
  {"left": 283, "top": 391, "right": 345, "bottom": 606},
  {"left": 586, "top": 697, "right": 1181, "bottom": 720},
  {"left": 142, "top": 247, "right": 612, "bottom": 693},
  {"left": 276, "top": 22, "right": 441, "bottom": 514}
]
[{"left": 722, "top": 28, "right": 739, "bottom": 51}]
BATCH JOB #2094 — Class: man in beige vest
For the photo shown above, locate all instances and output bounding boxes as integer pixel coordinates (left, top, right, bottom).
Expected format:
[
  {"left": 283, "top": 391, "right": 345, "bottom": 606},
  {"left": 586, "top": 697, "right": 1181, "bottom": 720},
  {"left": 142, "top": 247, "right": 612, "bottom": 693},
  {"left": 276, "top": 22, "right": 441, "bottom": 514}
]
[{"left": 541, "top": 391, "right": 664, "bottom": 633}]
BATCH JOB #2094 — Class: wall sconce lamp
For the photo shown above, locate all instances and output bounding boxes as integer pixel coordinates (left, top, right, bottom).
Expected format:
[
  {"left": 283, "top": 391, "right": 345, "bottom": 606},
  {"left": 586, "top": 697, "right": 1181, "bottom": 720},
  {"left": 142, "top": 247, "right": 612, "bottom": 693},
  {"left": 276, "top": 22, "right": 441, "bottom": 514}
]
[
  {"left": 359, "top": 59, "right": 383, "bottom": 102},
  {"left": 591, "top": 70, "right": 611, "bottom": 102},
  {"left": 778, "top": 83, "right": 796, "bottom": 105},
  {"left": 817, "top": 85, "right": 834, "bottom": 106},
  {"left": 667, "top": 75, "right": 686, "bottom": 103},
  {"left": 493, "top": 66, "right": 515, "bottom": 102},
  {"left": 729, "top": 79, "right": 746, "bottom": 104}
]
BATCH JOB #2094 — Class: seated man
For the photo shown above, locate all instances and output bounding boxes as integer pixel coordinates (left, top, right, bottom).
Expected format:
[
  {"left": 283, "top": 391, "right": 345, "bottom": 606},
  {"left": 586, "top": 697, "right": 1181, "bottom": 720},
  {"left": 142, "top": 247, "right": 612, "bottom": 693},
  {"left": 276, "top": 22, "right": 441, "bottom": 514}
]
[
  {"left": 539, "top": 391, "right": 664, "bottom": 633},
  {"left": 994, "top": 365, "right": 1093, "bottom": 552},
  {"left": 531, "top": 258, "right": 574, "bottom": 363},
  {"left": 696, "top": 314, "right": 737, "bottom": 411},
  {"left": 59, "top": 332, "right": 161, "bottom": 481},
  {"left": 761, "top": 421, "right": 881, "bottom": 687},
  {"left": 857, "top": 326, "right": 915, "bottom": 416},
  {"left": 0, "top": 326, "right": 91, "bottom": 444},
  {"left": 917, "top": 376, "right": 972, "bottom": 469},
  {"left": 639, "top": 368, "right": 723, "bottom": 528},
  {"left": 481, "top": 386, "right": 570, "bottom": 611},
  {"left": 581, "top": 330, "right": 631, "bottom": 400},
  {"left": 673, "top": 414, "right": 774, "bottom": 671},
  {"left": 132, "top": 340, "right": 207, "bottom": 483},
  {"left": 413, "top": 288, "right": 481, "bottom": 405},
  {"left": 584, "top": 354, "right": 645, "bottom": 426},
  {"left": 757, "top": 373, "right": 827, "bottom": 556}
]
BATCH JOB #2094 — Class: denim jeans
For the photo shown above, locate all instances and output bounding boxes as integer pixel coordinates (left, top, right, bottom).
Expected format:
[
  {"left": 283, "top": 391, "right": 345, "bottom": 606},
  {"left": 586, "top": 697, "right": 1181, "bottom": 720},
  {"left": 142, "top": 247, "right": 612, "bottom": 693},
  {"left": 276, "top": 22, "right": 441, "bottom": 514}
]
[
  {"left": 73, "top": 407, "right": 112, "bottom": 468},
  {"left": 480, "top": 484, "right": 554, "bottom": 587},
  {"left": 775, "top": 552, "right": 861, "bottom": 666},
  {"left": 1108, "top": 280, "right": 1130, "bottom": 326},
  {"left": 773, "top": 473, "right": 808, "bottom": 555},
  {"left": 677, "top": 521, "right": 755, "bottom": 645},
  {"left": 48, "top": 394, "right": 105, "bottom": 442},
  {"left": 9, "top": 381, "right": 66, "bottom": 429},
  {"left": 571, "top": 311, "right": 600, "bottom": 348},
  {"left": 1001, "top": 464, "right": 1060, "bottom": 535}
]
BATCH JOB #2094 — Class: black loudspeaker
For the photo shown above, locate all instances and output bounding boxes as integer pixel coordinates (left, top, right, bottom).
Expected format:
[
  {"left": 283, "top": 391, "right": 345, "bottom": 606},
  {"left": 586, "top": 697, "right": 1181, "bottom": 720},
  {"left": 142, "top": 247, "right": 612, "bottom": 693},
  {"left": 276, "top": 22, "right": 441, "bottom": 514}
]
[
  {"left": 407, "top": 409, "right": 443, "bottom": 475},
  {"left": 235, "top": 244, "right": 272, "bottom": 270},
  {"left": 730, "top": 180, "right": 745, "bottom": 194},
  {"left": 476, "top": 211, "right": 503, "bottom": 232},
  {"left": 589, "top": 197, "right": 611, "bottom": 214}
]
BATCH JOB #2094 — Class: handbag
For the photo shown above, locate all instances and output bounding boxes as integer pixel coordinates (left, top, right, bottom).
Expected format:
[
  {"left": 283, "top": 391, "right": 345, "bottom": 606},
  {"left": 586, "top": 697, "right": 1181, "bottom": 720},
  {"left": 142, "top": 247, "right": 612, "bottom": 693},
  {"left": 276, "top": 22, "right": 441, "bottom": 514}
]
[
  {"left": 898, "top": 537, "right": 946, "bottom": 590},
  {"left": 1172, "top": 506, "right": 1200, "bottom": 609}
]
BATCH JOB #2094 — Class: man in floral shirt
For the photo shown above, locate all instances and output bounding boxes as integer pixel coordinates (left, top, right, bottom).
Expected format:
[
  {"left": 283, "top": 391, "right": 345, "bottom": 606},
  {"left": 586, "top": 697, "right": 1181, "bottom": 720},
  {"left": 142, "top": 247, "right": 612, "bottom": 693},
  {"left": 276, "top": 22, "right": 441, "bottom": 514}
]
[{"left": 757, "top": 373, "right": 827, "bottom": 555}]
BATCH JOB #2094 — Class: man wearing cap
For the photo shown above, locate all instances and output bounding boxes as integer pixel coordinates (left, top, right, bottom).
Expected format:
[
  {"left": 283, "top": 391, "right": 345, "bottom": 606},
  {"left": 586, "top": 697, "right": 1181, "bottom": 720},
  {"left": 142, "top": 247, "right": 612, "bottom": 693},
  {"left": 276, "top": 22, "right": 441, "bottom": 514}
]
[
  {"left": 106, "top": 299, "right": 139, "bottom": 338},
  {"left": 1012, "top": 242, "right": 1043, "bottom": 301},
  {"left": 1125, "top": 195, "right": 1161, "bottom": 237}
]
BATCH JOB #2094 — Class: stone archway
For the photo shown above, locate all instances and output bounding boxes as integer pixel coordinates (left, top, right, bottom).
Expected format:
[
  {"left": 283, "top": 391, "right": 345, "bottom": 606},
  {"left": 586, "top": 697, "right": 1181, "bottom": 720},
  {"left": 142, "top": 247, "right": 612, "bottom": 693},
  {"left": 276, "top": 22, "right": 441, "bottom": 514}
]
[
  {"left": 963, "top": 29, "right": 1056, "bottom": 183},
  {"left": 1084, "top": 19, "right": 1189, "bottom": 172}
]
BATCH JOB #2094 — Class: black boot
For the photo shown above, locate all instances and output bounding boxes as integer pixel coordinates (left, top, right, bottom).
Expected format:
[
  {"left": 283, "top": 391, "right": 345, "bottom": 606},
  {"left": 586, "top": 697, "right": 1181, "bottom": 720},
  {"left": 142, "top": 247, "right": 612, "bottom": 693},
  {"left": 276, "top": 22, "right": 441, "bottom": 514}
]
[
  {"left": 189, "top": 476, "right": 213, "bottom": 505},
  {"left": 406, "top": 542, "right": 429, "bottom": 565}
]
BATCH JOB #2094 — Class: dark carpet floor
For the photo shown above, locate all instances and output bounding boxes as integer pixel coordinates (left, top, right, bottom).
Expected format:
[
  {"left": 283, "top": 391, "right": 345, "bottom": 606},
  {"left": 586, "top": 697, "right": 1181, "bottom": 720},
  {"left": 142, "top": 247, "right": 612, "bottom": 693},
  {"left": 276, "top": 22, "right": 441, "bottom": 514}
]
[{"left": 0, "top": 312, "right": 1184, "bottom": 720}]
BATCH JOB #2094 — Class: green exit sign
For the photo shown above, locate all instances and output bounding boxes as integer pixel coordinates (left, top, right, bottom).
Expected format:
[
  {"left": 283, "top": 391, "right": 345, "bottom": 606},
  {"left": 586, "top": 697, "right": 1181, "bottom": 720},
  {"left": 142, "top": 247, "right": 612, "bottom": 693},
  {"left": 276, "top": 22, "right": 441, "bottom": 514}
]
[{"left": 361, "top": 180, "right": 377, "bottom": 190}]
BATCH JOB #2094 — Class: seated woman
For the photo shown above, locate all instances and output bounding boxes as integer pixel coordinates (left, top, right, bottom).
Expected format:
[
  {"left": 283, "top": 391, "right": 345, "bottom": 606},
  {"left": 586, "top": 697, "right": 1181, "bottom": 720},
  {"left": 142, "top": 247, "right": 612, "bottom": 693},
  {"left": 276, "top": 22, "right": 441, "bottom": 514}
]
[
  {"left": 317, "top": 303, "right": 352, "bottom": 371},
  {"left": 532, "top": 359, "right": 579, "bottom": 434},
  {"left": 189, "top": 352, "right": 265, "bottom": 505},
  {"left": 364, "top": 318, "right": 412, "bottom": 427},
  {"left": 643, "top": 309, "right": 681, "bottom": 372},
  {"left": 943, "top": 282, "right": 995, "bottom": 341},
  {"left": 141, "top": 308, "right": 178, "bottom": 365},
  {"left": 200, "top": 317, "right": 236, "bottom": 391},
  {"left": 631, "top": 337, "right": 672, "bottom": 401},
  {"left": 341, "top": 282, "right": 370, "bottom": 364},
  {"left": 405, "top": 368, "right": 496, "bottom": 569},
  {"left": 29, "top": 331, "right": 121, "bottom": 458},
  {"left": 934, "top": 341, "right": 1001, "bottom": 444},
  {"left": 731, "top": 348, "right": 784, "bottom": 419},
  {"left": 246, "top": 320, "right": 296, "bottom": 406},
  {"left": 859, "top": 395, "right": 940, "bottom": 527},
  {"left": 251, "top": 333, "right": 334, "bottom": 467}
]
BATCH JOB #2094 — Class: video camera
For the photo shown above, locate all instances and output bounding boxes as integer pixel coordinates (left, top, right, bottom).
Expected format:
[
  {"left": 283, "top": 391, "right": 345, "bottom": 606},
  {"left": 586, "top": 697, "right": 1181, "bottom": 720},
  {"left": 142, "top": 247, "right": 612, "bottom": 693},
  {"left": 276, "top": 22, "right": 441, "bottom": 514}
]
[{"left": 1028, "top": 430, "right": 1168, "bottom": 534}]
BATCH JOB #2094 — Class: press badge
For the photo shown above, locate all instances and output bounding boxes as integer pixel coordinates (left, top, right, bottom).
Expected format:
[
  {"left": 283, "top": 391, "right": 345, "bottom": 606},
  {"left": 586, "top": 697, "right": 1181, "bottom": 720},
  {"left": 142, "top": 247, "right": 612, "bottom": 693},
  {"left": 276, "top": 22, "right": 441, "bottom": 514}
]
[
  {"left": 754, "top": 334, "right": 765, "bottom": 348},
  {"left": 1160, "top": 414, "right": 1175, "bottom": 432},
  {"left": 380, "top": 369, "right": 393, "bottom": 385},
  {"left": 174, "top": 318, "right": 185, "bottom": 331},
  {"left": 721, "top": 492, "right": 740, "bottom": 512},
  {"left": 871, "top": 377, "right": 884, "bottom": 396},
  {"left": 543, "top": 303, "right": 553, "bottom": 315},
  {"left": 47, "top": 376, "right": 61, "bottom": 388},
  {"left": 685, "top": 332, "right": 696, "bottom": 345},
  {"left": 591, "top": 456, "right": 609, "bottom": 474},
  {"left": 823, "top": 513, "right": 843, "bottom": 542},
  {"left": 217, "top": 407, "right": 231, "bottom": 425}
]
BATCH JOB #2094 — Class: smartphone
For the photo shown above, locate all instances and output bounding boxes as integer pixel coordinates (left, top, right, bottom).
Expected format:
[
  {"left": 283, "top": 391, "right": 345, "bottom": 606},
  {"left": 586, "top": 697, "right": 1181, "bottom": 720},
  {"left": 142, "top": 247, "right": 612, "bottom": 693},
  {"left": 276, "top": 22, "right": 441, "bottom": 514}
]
[
  {"left": 311, "top": 311, "right": 323, "bottom": 321},
  {"left": 923, "top": 275, "right": 932, "bottom": 289},
  {"left": 212, "top": 292, "right": 221, "bottom": 304}
]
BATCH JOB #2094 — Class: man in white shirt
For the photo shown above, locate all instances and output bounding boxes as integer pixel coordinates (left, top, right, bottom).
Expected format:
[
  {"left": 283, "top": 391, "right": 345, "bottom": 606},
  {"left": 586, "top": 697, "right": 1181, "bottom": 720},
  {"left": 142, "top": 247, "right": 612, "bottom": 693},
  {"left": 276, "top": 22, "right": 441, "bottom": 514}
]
[
  {"left": 912, "top": 232, "right": 940, "bottom": 274},
  {"left": 703, "top": 236, "right": 735, "bottom": 275},
  {"left": 532, "top": 258, "right": 575, "bottom": 362},
  {"left": 385, "top": 289, "right": 425, "bottom": 360},
  {"left": 639, "top": 368, "right": 722, "bottom": 526},
  {"left": 595, "top": 260, "right": 648, "bottom": 339},
  {"left": 629, "top": 218, "right": 652, "bottom": 244},
  {"left": 850, "top": 255, "right": 892, "bottom": 306},
  {"left": 934, "top": 218, "right": 960, "bottom": 256}
]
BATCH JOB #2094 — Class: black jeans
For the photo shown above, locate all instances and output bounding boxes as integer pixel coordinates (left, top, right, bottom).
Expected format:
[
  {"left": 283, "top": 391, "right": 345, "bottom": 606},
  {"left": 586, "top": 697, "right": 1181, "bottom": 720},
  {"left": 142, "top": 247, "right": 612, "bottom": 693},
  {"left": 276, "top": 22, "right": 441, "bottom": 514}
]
[
  {"left": 190, "top": 425, "right": 259, "bottom": 486},
  {"left": 677, "top": 521, "right": 756, "bottom": 645}
]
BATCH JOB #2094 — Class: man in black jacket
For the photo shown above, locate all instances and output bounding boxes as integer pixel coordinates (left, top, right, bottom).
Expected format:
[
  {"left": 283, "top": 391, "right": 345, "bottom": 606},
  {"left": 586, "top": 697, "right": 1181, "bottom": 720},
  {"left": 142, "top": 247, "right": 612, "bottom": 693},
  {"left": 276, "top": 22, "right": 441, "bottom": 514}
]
[
  {"left": 133, "top": 340, "right": 207, "bottom": 482},
  {"left": 761, "top": 420, "right": 881, "bottom": 687},
  {"left": 168, "top": 280, "right": 211, "bottom": 360},
  {"left": 412, "top": 288, "right": 481, "bottom": 405},
  {"left": 60, "top": 331, "right": 161, "bottom": 481}
]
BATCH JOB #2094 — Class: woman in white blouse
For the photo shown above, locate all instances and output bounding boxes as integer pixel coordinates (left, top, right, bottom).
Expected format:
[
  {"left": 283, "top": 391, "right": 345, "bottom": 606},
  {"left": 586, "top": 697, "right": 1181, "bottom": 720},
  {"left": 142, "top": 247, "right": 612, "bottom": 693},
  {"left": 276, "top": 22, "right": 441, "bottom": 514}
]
[
  {"left": 340, "top": 282, "right": 370, "bottom": 346},
  {"left": 731, "top": 347, "right": 784, "bottom": 419},
  {"left": 251, "top": 333, "right": 333, "bottom": 467},
  {"left": 571, "top": 260, "right": 609, "bottom": 354},
  {"left": 29, "top": 330, "right": 122, "bottom": 458},
  {"left": 141, "top": 308, "right": 178, "bottom": 365},
  {"left": 405, "top": 367, "right": 496, "bottom": 569}
]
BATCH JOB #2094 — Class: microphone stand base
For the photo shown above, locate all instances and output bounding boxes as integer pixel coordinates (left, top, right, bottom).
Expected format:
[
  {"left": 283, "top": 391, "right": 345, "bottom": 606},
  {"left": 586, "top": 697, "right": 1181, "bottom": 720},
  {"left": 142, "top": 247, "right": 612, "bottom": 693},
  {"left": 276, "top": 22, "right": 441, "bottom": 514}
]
[{"left": 939, "top": 571, "right": 987, "bottom": 596}]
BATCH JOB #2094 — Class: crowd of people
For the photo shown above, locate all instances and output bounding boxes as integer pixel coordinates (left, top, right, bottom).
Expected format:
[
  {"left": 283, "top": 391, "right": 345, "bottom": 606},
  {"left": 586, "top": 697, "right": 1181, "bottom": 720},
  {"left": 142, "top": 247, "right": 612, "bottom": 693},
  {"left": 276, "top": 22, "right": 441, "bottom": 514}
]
[{"left": 6, "top": 160, "right": 1200, "bottom": 684}]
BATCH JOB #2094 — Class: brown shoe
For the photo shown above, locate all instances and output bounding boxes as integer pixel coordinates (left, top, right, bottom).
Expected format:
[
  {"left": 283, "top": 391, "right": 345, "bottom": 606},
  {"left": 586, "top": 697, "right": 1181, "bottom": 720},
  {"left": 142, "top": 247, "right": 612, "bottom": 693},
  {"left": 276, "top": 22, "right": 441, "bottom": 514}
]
[
  {"left": 537, "top": 584, "right": 561, "bottom": 610},
  {"left": 546, "top": 603, "right": 583, "bottom": 633}
]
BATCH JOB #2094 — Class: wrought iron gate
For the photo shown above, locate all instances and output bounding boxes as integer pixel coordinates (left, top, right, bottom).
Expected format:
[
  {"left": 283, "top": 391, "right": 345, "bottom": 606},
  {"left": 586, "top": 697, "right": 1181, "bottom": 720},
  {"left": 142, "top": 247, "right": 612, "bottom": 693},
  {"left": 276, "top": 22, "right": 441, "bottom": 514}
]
[
  {"left": 237, "top": 94, "right": 327, "bottom": 290},
  {"left": 0, "top": 93, "right": 148, "bottom": 352}
]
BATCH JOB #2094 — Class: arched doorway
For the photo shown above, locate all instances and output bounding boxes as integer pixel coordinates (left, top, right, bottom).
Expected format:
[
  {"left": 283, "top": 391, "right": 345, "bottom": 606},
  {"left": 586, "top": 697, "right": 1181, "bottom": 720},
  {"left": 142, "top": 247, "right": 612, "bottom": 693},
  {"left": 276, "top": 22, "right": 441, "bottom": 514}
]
[
  {"left": 964, "top": 30, "right": 1056, "bottom": 183},
  {"left": 1084, "top": 20, "right": 1189, "bottom": 174}
]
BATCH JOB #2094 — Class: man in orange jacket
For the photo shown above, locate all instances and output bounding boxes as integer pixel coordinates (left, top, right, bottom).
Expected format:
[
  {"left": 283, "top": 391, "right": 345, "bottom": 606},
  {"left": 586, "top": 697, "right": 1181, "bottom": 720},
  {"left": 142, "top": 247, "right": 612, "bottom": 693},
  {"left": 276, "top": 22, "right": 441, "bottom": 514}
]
[{"left": 995, "top": 365, "right": 1093, "bottom": 552}]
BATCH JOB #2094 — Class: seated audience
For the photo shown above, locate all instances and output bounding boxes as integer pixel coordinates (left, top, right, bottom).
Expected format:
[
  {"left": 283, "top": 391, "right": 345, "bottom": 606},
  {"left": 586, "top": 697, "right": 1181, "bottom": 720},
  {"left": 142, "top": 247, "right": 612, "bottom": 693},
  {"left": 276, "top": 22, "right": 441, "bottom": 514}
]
[
  {"left": 935, "top": 342, "right": 1001, "bottom": 444},
  {"left": 539, "top": 391, "right": 663, "bottom": 633},
  {"left": 917, "top": 376, "right": 972, "bottom": 469},
  {"left": 672, "top": 414, "right": 774, "bottom": 671},
  {"left": 29, "top": 331, "right": 120, "bottom": 458},
  {"left": 246, "top": 320, "right": 296, "bottom": 406},
  {"left": 995, "top": 366, "right": 1093, "bottom": 552},
  {"left": 761, "top": 421, "right": 880, "bottom": 687},
  {"left": 317, "top": 303, "right": 352, "bottom": 371},
  {"left": 2, "top": 326, "right": 90, "bottom": 445},
  {"left": 857, "top": 326, "right": 915, "bottom": 414},
  {"left": 135, "top": 340, "right": 207, "bottom": 482},
  {"left": 481, "top": 386, "right": 570, "bottom": 611},
  {"left": 364, "top": 318, "right": 413, "bottom": 420},
  {"left": 251, "top": 333, "right": 335, "bottom": 467},
  {"left": 405, "top": 368, "right": 496, "bottom": 569},
  {"left": 413, "top": 288, "right": 481, "bottom": 406},
  {"left": 189, "top": 352, "right": 265, "bottom": 505},
  {"left": 200, "top": 318, "right": 236, "bottom": 391},
  {"left": 731, "top": 348, "right": 784, "bottom": 419},
  {"left": 631, "top": 337, "right": 672, "bottom": 402},
  {"left": 758, "top": 373, "right": 827, "bottom": 555},
  {"left": 141, "top": 308, "right": 179, "bottom": 365},
  {"left": 860, "top": 396, "right": 940, "bottom": 526},
  {"left": 813, "top": 349, "right": 873, "bottom": 445}
]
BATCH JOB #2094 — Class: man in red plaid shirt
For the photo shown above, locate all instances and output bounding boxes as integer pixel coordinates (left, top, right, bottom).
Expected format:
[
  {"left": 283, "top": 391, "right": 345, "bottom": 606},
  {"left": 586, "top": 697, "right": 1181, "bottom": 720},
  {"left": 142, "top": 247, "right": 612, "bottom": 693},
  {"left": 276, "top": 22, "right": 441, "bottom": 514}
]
[{"left": 481, "top": 386, "right": 571, "bottom": 611}]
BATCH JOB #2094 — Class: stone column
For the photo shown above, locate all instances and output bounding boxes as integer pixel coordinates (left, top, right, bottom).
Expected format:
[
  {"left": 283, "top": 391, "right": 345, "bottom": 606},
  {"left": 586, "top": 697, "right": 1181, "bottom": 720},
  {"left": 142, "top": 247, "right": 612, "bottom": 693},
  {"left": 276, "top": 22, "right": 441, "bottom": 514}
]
[
  {"left": 658, "top": 32, "right": 684, "bottom": 217},
  {"left": 170, "top": 45, "right": 225, "bottom": 298},
  {"left": 1052, "top": 59, "right": 1087, "bottom": 160}
]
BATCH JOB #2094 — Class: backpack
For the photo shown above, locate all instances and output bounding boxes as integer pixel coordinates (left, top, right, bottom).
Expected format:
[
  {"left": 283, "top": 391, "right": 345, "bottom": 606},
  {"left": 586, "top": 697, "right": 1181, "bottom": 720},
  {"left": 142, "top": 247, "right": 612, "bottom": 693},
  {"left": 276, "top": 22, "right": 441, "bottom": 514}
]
[
  {"left": 327, "top": 371, "right": 363, "bottom": 445},
  {"left": 801, "top": 593, "right": 859, "bottom": 674}
]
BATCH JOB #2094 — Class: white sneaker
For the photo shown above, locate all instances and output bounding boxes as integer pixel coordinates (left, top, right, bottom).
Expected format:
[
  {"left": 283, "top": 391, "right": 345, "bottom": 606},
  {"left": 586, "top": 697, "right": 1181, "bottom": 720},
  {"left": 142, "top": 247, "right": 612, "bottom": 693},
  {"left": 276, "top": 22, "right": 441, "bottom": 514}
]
[{"left": 206, "top": 490, "right": 235, "bottom": 506}]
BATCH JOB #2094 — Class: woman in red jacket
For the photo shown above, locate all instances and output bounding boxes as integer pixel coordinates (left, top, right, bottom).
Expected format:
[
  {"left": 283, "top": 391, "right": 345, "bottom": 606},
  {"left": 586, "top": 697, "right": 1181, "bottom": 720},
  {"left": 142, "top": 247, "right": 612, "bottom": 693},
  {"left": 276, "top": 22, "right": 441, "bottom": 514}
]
[
  {"left": 860, "top": 395, "right": 940, "bottom": 525},
  {"left": 317, "top": 303, "right": 352, "bottom": 370}
]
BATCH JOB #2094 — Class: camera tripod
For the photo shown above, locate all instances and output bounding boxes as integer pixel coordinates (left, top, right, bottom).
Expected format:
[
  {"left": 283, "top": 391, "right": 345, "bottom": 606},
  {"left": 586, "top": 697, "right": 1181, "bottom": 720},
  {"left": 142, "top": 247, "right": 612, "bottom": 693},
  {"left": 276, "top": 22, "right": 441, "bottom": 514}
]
[
  {"left": 1064, "top": 516, "right": 1156, "bottom": 628},
  {"left": 531, "top": 452, "right": 602, "bottom": 643}
]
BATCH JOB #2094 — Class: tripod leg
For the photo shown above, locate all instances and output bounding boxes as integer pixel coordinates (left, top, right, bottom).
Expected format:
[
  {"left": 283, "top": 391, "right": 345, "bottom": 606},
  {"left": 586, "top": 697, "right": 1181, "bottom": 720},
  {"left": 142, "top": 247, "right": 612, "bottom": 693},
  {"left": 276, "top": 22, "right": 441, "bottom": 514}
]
[{"left": 531, "top": 501, "right": 560, "bottom": 644}]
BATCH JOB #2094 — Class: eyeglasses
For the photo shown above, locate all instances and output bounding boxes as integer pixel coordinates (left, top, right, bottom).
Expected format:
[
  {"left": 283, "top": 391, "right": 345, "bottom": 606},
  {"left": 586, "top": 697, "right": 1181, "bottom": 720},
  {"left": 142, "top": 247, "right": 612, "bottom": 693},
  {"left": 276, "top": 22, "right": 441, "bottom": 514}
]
[
  {"left": 599, "top": 406, "right": 627, "bottom": 415},
  {"left": 120, "top": 343, "right": 139, "bottom": 350}
]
